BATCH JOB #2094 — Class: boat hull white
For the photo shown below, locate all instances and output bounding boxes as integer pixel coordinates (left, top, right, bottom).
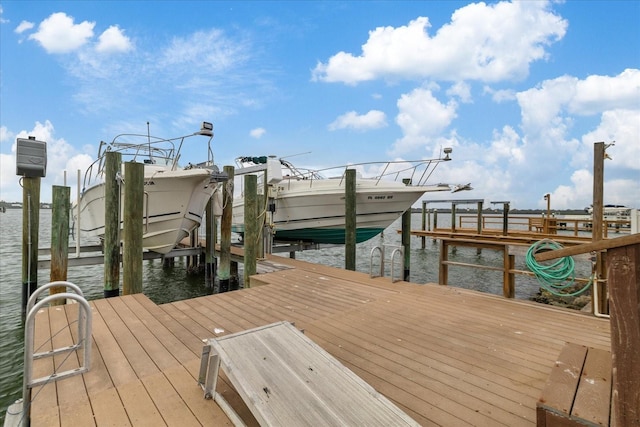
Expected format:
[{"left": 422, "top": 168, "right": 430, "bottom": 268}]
[
  {"left": 232, "top": 179, "right": 447, "bottom": 244},
  {"left": 78, "top": 168, "right": 217, "bottom": 254}
]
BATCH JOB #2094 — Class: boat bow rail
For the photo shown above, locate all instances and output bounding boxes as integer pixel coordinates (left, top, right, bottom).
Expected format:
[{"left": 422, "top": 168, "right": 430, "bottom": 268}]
[{"left": 235, "top": 152, "right": 455, "bottom": 190}]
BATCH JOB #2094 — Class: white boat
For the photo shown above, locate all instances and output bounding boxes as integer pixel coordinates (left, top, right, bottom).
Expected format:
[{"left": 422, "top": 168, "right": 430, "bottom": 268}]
[
  {"left": 232, "top": 152, "right": 466, "bottom": 244},
  {"left": 75, "top": 122, "right": 227, "bottom": 254}
]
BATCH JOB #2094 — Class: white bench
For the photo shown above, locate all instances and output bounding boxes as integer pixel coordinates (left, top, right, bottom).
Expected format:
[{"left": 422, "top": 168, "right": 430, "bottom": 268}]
[{"left": 199, "top": 321, "right": 419, "bottom": 426}]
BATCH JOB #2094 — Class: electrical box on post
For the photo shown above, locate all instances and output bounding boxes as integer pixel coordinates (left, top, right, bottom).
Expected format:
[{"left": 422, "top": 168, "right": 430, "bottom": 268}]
[{"left": 16, "top": 136, "right": 47, "bottom": 177}]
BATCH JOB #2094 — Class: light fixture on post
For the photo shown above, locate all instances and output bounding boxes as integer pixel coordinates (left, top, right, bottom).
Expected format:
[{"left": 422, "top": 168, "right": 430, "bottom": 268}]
[
  {"left": 443, "top": 147, "right": 453, "bottom": 161},
  {"left": 199, "top": 122, "right": 214, "bottom": 137}
]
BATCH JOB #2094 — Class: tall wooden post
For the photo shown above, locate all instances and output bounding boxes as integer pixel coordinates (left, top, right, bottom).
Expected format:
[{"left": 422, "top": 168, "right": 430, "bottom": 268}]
[
  {"left": 593, "top": 142, "right": 608, "bottom": 314},
  {"left": 49, "top": 186, "right": 70, "bottom": 304},
  {"left": 502, "top": 203, "right": 509, "bottom": 236},
  {"left": 421, "top": 201, "right": 427, "bottom": 249},
  {"left": 592, "top": 142, "right": 604, "bottom": 242},
  {"left": 219, "top": 165, "right": 234, "bottom": 293},
  {"left": 21, "top": 177, "right": 40, "bottom": 316},
  {"left": 122, "top": 162, "right": 143, "bottom": 295},
  {"left": 104, "top": 151, "right": 121, "bottom": 298},
  {"left": 451, "top": 203, "right": 457, "bottom": 232},
  {"left": 433, "top": 209, "right": 438, "bottom": 230},
  {"left": 345, "top": 169, "right": 356, "bottom": 271},
  {"left": 205, "top": 197, "right": 216, "bottom": 287},
  {"left": 608, "top": 242, "right": 640, "bottom": 427},
  {"left": 476, "top": 201, "right": 484, "bottom": 255},
  {"left": 401, "top": 178, "right": 411, "bottom": 281},
  {"left": 476, "top": 201, "right": 483, "bottom": 234},
  {"left": 244, "top": 175, "right": 258, "bottom": 288}
]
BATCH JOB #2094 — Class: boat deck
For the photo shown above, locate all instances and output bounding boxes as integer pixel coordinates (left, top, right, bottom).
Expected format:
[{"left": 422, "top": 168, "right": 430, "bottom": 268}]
[{"left": 28, "top": 255, "right": 611, "bottom": 426}]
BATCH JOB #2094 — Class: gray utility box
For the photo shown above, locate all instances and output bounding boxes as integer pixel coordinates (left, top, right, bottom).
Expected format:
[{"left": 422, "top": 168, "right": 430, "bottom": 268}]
[{"left": 16, "top": 137, "right": 47, "bottom": 177}]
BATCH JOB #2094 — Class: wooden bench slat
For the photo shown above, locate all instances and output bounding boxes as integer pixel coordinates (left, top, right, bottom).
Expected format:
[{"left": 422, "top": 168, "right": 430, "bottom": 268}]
[
  {"left": 571, "top": 347, "right": 612, "bottom": 425},
  {"left": 538, "top": 343, "right": 587, "bottom": 414}
]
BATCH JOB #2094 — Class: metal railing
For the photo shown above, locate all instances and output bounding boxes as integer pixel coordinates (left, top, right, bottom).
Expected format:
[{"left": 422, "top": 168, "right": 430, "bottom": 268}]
[{"left": 17, "top": 281, "right": 92, "bottom": 427}]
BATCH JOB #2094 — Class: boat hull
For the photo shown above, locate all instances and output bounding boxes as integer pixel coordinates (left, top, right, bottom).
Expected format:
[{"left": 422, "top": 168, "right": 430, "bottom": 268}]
[
  {"left": 77, "top": 168, "right": 217, "bottom": 254},
  {"left": 232, "top": 179, "right": 446, "bottom": 244}
]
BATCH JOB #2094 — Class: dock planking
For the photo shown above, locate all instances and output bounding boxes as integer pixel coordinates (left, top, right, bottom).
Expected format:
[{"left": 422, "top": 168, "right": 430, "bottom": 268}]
[{"left": 29, "top": 256, "right": 610, "bottom": 426}]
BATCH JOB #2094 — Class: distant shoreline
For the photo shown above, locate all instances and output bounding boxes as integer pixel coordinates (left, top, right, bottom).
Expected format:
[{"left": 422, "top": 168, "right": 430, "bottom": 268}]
[{"left": 0, "top": 203, "right": 592, "bottom": 214}]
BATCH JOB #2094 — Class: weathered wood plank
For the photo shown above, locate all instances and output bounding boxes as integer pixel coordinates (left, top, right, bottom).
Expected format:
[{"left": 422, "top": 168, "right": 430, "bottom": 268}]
[
  {"left": 30, "top": 306, "right": 59, "bottom": 426},
  {"left": 571, "top": 347, "right": 612, "bottom": 425},
  {"left": 163, "top": 362, "right": 236, "bottom": 426},
  {"left": 107, "top": 296, "right": 179, "bottom": 372},
  {"left": 92, "top": 299, "right": 158, "bottom": 379},
  {"left": 141, "top": 371, "right": 201, "bottom": 427},
  {"left": 89, "top": 299, "right": 137, "bottom": 388},
  {"left": 89, "top": 387, "right": 132, "bottom": 426},
  {"left": 208, "top": 321, "right": 420, "bottom": 426},
  {"left": 608, "top": 243, "right": 640, "bottom": 427},
  {"left": 538, "top": 343, "right": 586, "bottom": 415},
  {"left": 116, "top": 379, "right": 165, "bottom": 427},
  {"left": 48, "top": 303, "right": 92, "bottom": 424}
]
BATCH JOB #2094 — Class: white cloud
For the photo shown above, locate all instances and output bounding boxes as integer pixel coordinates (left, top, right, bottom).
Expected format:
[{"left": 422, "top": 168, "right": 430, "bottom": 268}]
[
  {"left": 570, "top": 69, "right": 640, "bottom": 115},
  {"left": 446, "top": 82, "right": 472, "bottom": 103},
  {"left": 313, "top": 1, "right": 566, "bottom": 84},
  {"left": 392, "top": 88, "right": 457, "bottom": 154},
  {"left": 580, "top": 109, "right": 640, "bottom": 172},
  {"left": 518, "top": 70, "right": 640, "bottom": 136},
  {"left": 29, "top": 12, "right": 95, "bottom": 54},
  {"left": 483, "top": 86, "right": 516, "bottom": 103},
  {"left": 486, "top": 125, "right": 524, "bottom": 165},
  {"left": 0, "top": 126, "right": 12, "bottom": 143},
  {"left": 96, "top": 25, "right": 133, "bottom": 53},
  {"left": 161, "top": 29, "right": 248, "bottom": 72},
  {"left": 328, "top": 110, "right": 387, "bottom": 131},
  {"left": 250, "top": 128, "right": 266, "bottom": 138},
  {"left": 15, "top": 20, "right": 34, "bottom": 34}
]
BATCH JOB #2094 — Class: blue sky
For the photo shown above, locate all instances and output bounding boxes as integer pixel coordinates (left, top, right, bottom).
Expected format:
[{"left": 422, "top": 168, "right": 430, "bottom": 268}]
[{"left": 1, "top": 1, "right": 638, "bottom": 209}]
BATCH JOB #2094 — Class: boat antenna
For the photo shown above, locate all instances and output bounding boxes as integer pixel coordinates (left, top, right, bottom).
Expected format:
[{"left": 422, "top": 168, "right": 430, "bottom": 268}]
[
  {"left": 147, "top": 121, "right": 153, "bottom": 163},
  {"left": 281, "top": 151, "right": 312, "bottom": 160}
]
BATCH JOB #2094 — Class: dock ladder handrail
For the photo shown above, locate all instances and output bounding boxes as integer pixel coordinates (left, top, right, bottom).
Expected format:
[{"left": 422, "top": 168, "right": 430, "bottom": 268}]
[
  {"left": 370, "top": 244, "right": 404, "bottom": 283},
  {"left": 19, "top": 281, "right": 92, "bottom": 427}
]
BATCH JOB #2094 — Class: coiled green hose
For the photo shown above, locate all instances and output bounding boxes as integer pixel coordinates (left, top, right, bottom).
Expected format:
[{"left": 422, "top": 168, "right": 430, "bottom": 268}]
[{"left": 525, "top": 239, "right": 592, "bottom": 297}]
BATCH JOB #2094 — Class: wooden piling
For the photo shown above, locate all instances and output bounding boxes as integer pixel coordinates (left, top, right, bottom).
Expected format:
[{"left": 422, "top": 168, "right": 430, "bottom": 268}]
[
  {"left": 49, "top": 185, "right": 70, "bottom": 304},
  {"left": 345, "top": 169, "right": 356, "bottom": 271},
  {"left": 593, "top": 142, "right": 608, "bottom": 314},
  {"left": 450, "top": 203, "right": 457, "bottom": 232},
  {"left": 104, "top": 151, "right": 121, "bottom": 298},
  {"left": 401, "top": 178, "right": 411, "bottom": 281},
  {"left": 608, "top": 242, "right": 640, "bottom": 427},
  {"left": 21, "top": 177, "right": 40, "bottom": 316},
  {"left": 534, "top": 234, "right": 640, "bottom": 427},
  {"left": 503, "top": 253, "right": 515, "bottom": 298},
  {"left": 205, "top": 197, "right": 216, "bottom": 287},
  {"left": 502, "top": 203, "right": 509, "bottom": 236},
  {"left": 219, "top": 165, "right": 235, "bottom": 292},
  {"left": 122, "top": 161, "right": 143, "bottom": 295},
  {"left": 421, "top": 201, "right": 427, "bottom": 249},
  {"left": 244, "top": 174, "right": 258, "bottom": 288},
  {"left": 476, "top": 201, "right": 483, "bottom": 254}
]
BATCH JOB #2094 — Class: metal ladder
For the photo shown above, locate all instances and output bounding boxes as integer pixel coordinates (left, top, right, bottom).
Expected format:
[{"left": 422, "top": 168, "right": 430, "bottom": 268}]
[
  {"left": 6, "top": 281, "right": 92, "bottom": 427},
  {"left": 369, "top": 244, "right": 404, "bottom": 283}
]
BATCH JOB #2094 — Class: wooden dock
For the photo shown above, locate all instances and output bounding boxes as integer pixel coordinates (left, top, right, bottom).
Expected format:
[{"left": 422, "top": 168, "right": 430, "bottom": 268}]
[{"left": 28, "top": 255, "right": 611, "bottom": 426}]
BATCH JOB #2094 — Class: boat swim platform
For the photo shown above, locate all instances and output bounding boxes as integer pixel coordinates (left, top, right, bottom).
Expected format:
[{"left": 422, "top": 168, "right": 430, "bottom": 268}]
[{"left": 27, "top": 256, "right": 611, "bottom": 426}]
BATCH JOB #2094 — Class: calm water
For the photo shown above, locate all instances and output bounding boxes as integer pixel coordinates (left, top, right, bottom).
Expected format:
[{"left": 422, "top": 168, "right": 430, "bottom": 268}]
[{"left": 0, "top": 209, "right": 593, "bottom": 422}]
